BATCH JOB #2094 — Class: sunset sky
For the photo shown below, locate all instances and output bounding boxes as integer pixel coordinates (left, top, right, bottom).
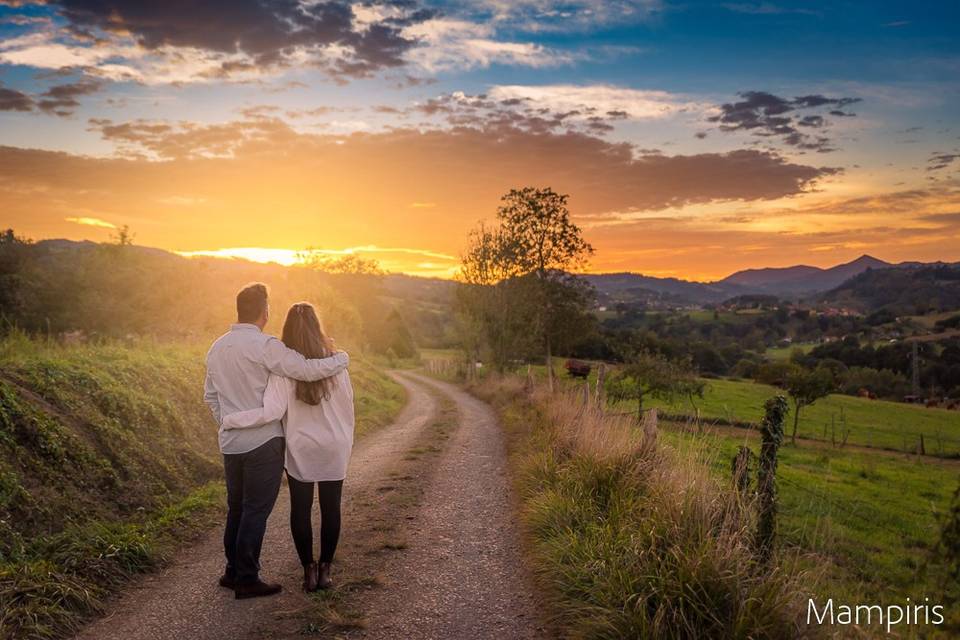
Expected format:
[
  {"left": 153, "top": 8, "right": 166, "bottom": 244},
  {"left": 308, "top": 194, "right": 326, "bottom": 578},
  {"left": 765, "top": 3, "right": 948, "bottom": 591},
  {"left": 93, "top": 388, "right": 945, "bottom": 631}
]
[{"left": 1, "top": 0, "right": 958, "bottom": 280}]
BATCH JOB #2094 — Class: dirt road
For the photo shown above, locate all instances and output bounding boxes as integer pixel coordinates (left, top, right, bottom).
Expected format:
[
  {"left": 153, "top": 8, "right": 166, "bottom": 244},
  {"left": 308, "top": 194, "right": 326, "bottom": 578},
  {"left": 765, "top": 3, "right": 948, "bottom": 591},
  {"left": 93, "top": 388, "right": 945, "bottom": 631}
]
[{"left": 74, "top": 371, "right": 544, "bottom": 640}]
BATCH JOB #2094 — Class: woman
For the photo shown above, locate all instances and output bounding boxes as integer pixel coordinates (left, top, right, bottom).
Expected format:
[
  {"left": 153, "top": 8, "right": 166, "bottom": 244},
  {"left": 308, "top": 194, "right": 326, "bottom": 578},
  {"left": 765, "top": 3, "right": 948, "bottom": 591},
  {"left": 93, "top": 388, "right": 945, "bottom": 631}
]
[{"left": 222, "top": 302, "right": 354, "bottom": 591}]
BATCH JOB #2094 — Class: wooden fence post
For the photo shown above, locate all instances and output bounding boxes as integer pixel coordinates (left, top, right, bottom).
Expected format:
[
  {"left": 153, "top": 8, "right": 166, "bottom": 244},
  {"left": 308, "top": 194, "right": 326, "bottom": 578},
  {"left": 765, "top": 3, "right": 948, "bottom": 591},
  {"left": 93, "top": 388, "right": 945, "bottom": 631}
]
[
  {"left": 642, "top": 408, "right": 658, "bottom": 443},
  {"left": 595, "top": 363, "right": 606, "bottom": 409},
  {"left": 757, "top": 395, "right": 788, "bottom": 564}
]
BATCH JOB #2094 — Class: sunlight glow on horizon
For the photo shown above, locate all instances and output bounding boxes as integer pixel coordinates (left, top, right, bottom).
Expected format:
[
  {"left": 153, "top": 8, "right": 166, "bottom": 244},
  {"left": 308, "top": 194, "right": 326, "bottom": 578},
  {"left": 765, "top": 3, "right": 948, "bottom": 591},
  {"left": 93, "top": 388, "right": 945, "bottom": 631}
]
[
  {"left": 65, "top": 216, "right": 117, "bottom": 229},
  {"left": 175, "top": 246, "right": 462, "bottom": 278}
]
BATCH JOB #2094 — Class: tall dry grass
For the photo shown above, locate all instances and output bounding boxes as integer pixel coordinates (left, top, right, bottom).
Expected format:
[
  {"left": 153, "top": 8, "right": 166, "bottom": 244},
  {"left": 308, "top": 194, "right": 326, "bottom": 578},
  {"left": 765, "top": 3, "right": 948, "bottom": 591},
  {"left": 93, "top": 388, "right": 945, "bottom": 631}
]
[{"left": 474, "top": 376, "right": 817, "bottom": 639}]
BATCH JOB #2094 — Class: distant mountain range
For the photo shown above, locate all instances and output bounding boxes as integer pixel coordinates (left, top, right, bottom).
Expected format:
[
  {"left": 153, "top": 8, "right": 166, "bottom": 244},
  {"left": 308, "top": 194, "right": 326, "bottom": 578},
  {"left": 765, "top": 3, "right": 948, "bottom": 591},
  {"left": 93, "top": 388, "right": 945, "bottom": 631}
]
[
  {"left": 585, "top": 255, "right": 960, "bottom": 306},
  {"left": 720, "top": 255, "right": 892, "bottom": 294}
]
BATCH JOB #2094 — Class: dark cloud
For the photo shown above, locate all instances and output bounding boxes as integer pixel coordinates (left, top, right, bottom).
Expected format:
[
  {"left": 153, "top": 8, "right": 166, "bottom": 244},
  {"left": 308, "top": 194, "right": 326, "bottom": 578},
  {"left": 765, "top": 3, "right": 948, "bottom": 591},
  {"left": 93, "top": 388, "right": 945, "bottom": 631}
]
[
  {"left": 708, "top": 91, "right": 861, "bottom": 152},
  {"left": 36, "top": 79, "right": 102, "bottom": 116},
  {"left": 45, "top": 0, "right": 435, "bottom": 79},
  {"left": 782, "top": 186, "right": 960, "bottom": 216},
  {"left": 0, "top": 78, "right": 101, "bottom": 116},
  {"left": 408, "top": 92, "right": 630, "bottom": 137},
  {"left": 918, "top": 212, "right": 960, "bottom": 225},
  {"left": 927, "top": 152, "right": 960, "bottom": 171},
  {"left": 797, "top": 115, "right": 824, "bottom": 127},
  {"left": 0, "top": 83, "right": 34, "bottom": 112},
  {"left": 87, "top": 116, "right": 299, "bottom": 159}
]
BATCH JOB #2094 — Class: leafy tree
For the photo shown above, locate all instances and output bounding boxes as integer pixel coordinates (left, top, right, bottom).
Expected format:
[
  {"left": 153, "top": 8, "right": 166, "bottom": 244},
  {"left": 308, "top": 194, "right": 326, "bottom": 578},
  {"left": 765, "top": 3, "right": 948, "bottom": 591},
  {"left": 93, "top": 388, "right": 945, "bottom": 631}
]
[
  {"left": 678, "top": 368, "right": 707, "bottom": 415},
  {"left": 606, "top": 351, "right": 701, "bottom": 420},
  {"left": 369, "top": 308, "right": 417, "bottom": 359},
  {"left": 457, "top": 188, "right": 594, "bottom": 384},
  {"left": 784, "top": 365, "right": 834, "bottom": 443},
  {"left": 0, "top": 229, "right": 30, "bottom": 330},
  {"left": 295, "top": 249, "right": 386, "bottom": 350},
  {"left": 457, "top": 223, "right": 531, "bottom": 372},
  {"left": 111, "top": 224, "right": 135, "bottom": 247},
  {"left": 496, "top": 187, "right": 594, "bottom": 388},
  {"left": 297, "top": 250, "right": 384, "bottom": 275}
]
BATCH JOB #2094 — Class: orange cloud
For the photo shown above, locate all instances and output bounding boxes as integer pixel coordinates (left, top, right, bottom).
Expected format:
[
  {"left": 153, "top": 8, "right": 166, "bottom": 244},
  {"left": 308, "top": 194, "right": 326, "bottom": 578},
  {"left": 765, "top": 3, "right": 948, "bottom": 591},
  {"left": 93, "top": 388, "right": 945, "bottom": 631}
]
[{"left": 1, "top": 119, "right": 955, "bottom": 280}]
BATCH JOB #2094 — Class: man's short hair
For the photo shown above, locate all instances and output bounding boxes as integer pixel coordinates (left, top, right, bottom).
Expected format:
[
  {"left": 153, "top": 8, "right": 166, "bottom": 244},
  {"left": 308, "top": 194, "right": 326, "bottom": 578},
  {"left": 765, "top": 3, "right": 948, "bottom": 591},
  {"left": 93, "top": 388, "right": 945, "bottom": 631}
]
[{"left": 236, "top": 282, "right": 268, "bottom": 323}]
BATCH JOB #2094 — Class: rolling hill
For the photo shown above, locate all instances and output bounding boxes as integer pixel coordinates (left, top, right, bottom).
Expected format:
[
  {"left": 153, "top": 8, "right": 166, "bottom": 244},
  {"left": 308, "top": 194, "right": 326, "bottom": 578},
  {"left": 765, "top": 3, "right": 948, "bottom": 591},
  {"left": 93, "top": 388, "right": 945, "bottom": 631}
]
[
  {"left": 718, "top": 254, "right": 892, "bottom": 295},
  {"left": 820, "top": 264, "right": 960, "bottom": 314},
  {"left": 583, "top": 255, "right": 958, "bottom": 306}
]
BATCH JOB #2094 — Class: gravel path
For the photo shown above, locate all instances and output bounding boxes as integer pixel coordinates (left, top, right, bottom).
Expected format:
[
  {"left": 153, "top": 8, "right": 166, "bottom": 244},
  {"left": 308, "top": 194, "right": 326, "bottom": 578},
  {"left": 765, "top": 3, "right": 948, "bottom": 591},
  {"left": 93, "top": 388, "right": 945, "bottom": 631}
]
[
  {"left": 73, "top": 371, "right": 545, "bottom": 640},
  {"left": 74, "top": 374, "right": 438, "bottom": 640},
  {"left": 351, "top": 373, "right": 544, "bottom": 640}
]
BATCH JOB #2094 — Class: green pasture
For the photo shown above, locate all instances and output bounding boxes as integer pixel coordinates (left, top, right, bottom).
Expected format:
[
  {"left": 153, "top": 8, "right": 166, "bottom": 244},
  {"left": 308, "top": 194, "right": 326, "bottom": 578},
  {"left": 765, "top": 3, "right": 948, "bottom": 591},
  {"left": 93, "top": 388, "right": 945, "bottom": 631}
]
[{"left": 660, "top": 423, "right": 958, "bottom": 609}]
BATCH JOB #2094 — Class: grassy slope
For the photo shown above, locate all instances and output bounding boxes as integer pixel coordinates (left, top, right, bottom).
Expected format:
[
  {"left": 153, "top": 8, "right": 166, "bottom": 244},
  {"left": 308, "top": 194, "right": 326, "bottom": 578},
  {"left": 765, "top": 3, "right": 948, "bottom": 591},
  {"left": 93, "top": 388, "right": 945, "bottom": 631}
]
[{"left": 0, "top": 336, "right": 403, "bottom": 640}]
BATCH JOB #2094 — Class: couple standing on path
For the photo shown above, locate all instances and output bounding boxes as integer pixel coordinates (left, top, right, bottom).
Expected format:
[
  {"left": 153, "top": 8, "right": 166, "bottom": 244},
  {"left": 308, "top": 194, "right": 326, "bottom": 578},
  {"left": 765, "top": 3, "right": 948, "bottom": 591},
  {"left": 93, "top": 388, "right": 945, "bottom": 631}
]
[{"left": 204, "top": 282, "right": 355, "bottom": 599}]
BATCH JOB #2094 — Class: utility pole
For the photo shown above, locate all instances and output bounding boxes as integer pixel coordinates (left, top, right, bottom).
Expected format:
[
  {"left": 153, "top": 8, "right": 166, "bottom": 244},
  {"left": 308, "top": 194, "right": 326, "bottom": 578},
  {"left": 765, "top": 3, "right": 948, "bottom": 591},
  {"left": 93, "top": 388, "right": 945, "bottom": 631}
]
[{"left": 912, "top": 340, "right": 920, "bottom": 398}]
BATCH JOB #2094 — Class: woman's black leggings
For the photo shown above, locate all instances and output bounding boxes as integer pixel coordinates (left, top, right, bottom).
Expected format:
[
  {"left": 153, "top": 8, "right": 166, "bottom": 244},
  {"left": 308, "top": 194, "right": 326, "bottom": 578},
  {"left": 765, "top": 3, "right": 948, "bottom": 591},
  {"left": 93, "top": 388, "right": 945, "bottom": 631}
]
[{"left": 287, "top": 474, "right": 343, "bottom": 566}]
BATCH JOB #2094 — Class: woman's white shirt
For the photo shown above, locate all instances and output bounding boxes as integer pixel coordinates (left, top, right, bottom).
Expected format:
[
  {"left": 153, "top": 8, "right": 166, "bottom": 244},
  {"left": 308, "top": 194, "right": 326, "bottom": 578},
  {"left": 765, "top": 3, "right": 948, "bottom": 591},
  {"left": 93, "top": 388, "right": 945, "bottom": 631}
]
[{"left": 221, "top": 370, "right": 354, "bottom": 482}]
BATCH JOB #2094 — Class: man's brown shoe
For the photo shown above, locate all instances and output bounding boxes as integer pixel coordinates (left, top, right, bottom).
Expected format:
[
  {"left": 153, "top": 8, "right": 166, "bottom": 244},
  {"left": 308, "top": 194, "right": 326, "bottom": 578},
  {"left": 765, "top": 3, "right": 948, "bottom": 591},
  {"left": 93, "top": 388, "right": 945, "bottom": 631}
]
[
  {"left": 218, "top": 573, "right": 237, "bottom": 589},
  {"left": 317, "top": 562, "right": 333, "bottom": 590},
  {"left": 234, "top": 580, "right": 283, "bottom": 600},
  {"left": 302, "top": 563, "right": 318, "bottom": 592}
]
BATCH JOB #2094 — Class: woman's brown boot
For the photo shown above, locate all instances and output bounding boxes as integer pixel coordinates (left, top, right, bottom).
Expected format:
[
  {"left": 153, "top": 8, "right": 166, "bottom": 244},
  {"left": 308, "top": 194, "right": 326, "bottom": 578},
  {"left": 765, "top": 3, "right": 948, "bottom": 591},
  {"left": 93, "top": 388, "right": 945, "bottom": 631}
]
[
  {"left": 317, "top": 562, "right": 333, "bottom": 590},
  {"left": 302, "top": 562, "right": 318, "bottom": 592}
]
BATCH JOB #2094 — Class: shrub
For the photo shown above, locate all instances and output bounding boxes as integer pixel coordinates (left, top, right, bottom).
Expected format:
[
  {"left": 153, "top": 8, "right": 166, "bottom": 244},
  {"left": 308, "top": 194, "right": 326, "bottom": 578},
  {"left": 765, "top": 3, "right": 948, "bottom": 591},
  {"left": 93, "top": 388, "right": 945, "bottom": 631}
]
[{"left": 838, "top": 366, "right": 909, "bottom": 400}]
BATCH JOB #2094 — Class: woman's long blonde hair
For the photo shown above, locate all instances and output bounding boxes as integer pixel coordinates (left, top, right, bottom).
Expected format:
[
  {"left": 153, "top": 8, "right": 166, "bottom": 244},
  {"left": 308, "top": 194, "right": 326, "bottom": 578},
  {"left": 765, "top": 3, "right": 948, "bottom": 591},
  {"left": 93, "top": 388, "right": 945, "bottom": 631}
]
[{"left": 281, "top": 302, "right": 336, "bottom": 405}]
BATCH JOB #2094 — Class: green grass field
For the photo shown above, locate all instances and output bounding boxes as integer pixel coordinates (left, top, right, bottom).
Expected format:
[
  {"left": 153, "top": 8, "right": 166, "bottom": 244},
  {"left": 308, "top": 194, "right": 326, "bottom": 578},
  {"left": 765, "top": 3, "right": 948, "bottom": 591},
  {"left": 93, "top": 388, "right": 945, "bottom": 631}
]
[
  {"left": 659, "top": 422, "right": 958, "bottom": 613},
  {"left": 524, "top": 359, "right": 960, "bottom": 457},
  {"left": 685, "top": 309, "right": 767, "bottom": 323},
  {"left": 620, "top": 377, "right": 960, "bottom": 457},
  {"left": 764, "top": 342, "right": 815, "bottom": 361}
]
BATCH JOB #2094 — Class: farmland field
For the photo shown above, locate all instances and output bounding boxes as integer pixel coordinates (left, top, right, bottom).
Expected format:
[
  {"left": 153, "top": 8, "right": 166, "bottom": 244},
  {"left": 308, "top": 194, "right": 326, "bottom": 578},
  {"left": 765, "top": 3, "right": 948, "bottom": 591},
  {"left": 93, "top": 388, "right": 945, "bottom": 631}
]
[
  {"left": 658, "top": 420, "right": 959, "bottom": 607},
  {"left": 522, "top": 359, "right": 960, "bottom": 457},
  {"left": 764, "top": 342, "right": 816, "bottom": 361},
  {"left": 619, "top": 376, "right": 960, "bottom": 457}
]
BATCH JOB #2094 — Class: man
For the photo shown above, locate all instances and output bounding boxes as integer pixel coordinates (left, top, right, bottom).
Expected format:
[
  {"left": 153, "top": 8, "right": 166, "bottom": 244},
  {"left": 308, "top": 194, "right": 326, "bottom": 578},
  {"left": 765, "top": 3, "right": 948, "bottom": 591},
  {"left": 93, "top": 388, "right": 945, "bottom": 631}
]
[{"left": 204, "top": 283, "right": 349, "bottom": 600}]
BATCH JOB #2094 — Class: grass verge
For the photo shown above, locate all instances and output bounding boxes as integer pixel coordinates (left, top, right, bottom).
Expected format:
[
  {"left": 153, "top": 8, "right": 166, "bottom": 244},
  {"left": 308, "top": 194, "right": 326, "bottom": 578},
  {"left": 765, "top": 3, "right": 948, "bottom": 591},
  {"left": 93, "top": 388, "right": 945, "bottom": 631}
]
[
  {"left": 0, "top": 482, "right": 224, "bottom": 640},
  {"left": 472, "top": 376, "right": 815, "bottom": 639}
]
